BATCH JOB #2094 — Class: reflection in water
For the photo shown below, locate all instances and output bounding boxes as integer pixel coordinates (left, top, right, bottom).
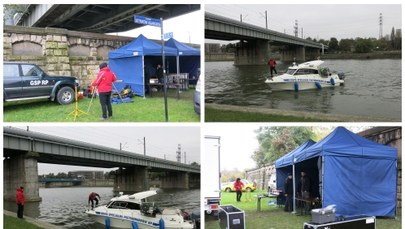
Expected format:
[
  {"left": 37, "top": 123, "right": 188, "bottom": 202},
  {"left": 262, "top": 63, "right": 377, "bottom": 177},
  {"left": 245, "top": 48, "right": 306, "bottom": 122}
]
[
  {"left": 4, "top": 187, "right": 200, "bottom": 229},
  {"left": 205, "top": 59, "right": 401, "bottom": 120}
]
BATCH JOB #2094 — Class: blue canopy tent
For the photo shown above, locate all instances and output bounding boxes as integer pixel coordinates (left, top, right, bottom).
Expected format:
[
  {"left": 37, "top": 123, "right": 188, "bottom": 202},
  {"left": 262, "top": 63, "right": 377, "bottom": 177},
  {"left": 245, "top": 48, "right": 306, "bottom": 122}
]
[
  {"left": 293, "top": 127, "right": 397, "bottom": 217},
  {"left": 275, "top": 140, "right": 316, "bottom": 212},
  {"left": 165, "top": 38, "right": 201, "bottom": 84},
  {"left": 275, "top": 140, "right": 316, "bottom": 192},
  {"left": 108, "top": 34, "right": 177, "bottom": 97}
]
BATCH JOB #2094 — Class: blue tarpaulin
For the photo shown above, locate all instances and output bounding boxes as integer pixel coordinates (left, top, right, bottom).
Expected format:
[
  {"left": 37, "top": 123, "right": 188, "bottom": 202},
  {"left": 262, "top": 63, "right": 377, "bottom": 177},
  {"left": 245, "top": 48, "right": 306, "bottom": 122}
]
[{"left": 275, "top": 127, "right": 397, "bottom": 217}]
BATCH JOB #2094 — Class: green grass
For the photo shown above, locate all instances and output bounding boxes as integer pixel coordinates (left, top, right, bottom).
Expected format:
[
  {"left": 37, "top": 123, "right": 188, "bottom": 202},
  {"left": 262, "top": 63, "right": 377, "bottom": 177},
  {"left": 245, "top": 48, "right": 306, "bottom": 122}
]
[
  {"left": 205, "top": 107, "right": 327, "bottom": 122},
  {"left": 4, "top": 89, "right": 199, "bottom": 122},
  {"left": 3, "top": 214, "right": 44, "bottom": 229},
  {"left": 205, "top": 191, "right": 401, "bottom": 229}
]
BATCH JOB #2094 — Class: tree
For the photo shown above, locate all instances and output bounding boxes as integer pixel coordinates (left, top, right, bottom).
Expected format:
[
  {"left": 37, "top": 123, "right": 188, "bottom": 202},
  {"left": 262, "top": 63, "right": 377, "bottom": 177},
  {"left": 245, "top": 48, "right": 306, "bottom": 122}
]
[
  {"left": 3, "top": 4, "right": 28, "bottom": 24},
  {"left": 251, "top": 127, "right": 315, "bottom": 167},
  {"left": 339, "top": 39, "right": 355, "bottom": 52},
  {"left": 328, "top": 37, "right": 339, "bottom": 53},
  {"left": 354, "top": 38, "right": 374, "bottom": 53}
]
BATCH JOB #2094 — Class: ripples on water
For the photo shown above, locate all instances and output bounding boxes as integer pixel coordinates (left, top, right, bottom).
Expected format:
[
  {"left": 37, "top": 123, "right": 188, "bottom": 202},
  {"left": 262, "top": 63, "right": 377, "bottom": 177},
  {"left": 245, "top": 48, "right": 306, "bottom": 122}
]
[
  {"left": 4, "top": 187, "right": 200, "bottom": 229},
  {"left": 205, "top": 59, "right": 401, "bottom": 120}
]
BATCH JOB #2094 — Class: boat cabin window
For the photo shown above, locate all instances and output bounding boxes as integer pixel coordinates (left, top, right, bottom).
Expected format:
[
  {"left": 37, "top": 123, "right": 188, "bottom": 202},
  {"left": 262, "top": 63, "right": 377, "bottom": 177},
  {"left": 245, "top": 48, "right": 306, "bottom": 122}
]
[
  {"left": 286, "top": 69, "right": 296, "bottom": 75},
  {"left": 294, "top": 68, "right": 318, "bottom": 75},
  {"left": 107, "top": 201, "right": 141, "bottom": 210}
]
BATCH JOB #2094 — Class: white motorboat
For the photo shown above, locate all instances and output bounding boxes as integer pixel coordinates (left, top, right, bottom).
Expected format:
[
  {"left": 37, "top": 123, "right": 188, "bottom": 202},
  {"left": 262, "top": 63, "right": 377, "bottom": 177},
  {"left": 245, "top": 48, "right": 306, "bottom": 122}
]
[
  {"left": 265, "top": 60, "right": 345, "bottom": 91},
  {"left": 86, "top": 190, "right": 195, "bottom": 229}
]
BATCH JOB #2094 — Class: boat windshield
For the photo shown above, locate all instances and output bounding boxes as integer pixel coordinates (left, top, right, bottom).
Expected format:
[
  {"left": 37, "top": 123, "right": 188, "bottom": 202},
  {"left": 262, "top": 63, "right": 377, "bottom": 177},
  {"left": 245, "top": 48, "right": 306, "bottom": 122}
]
[
  {"left": 286, "top": 69, "right": 296, "bottom": 75},
  {"left": 107, "top": 201, "right": 141, "bottom": 210},
  {"left": 294, "top": 68, "right": 319, "bottom": 75}
]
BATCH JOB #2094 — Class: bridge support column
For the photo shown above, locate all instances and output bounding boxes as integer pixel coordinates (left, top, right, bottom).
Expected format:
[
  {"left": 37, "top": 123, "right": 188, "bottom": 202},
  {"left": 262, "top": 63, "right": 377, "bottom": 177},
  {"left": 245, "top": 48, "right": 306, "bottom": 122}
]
[
  {"left": 161, "top": 172, "right": 190, "bottom": 189},
  {"left": 3, "top": 151, "right": 42, "bottom": 202},
  {"left": 281, "top": 46, "right": 306, "bottom": 62},
  {"left": 114, "top": 166, "right": 149, "bottom": 193},
  {"left": 235, "top": 39, "right": 269, "bottom": 65}
]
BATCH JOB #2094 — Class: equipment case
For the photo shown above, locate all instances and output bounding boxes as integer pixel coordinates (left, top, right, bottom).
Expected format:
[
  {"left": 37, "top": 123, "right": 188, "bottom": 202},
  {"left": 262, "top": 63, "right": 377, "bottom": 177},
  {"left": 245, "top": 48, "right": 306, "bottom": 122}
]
[
  {"left": 219, "top": 205, "right": 245, "bottom": 229},
  {"left": 304, "top": 216, "right": 376, "bottom": 229}
]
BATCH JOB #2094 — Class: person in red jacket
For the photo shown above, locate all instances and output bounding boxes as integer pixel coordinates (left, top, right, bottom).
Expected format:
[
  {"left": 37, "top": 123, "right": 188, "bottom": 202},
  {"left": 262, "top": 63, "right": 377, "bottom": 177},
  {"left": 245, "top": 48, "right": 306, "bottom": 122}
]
[
  {"left": 233, "top": 178, "right": 244, "bottom": 202},
  {"left": 88, "top": 192, "right": 101, "bottom": 209},
  {"left": 267, "top": 58, "right": 278, "bottom": 77},
  {"left": 92, "top": 62, "right": 117, "bottom": 120},
  {"left": 16, "top": 186, "right": 25, "bottom": 218}
]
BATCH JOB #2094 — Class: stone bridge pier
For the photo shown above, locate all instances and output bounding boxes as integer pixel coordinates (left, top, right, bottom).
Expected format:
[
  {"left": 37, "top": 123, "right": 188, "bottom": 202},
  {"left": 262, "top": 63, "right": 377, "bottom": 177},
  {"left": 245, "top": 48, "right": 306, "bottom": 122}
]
[
  {"left": 3, "top": 150, "right": 42, "bottom": 202},
  {"left": 114, "top": 166, "right": 149, "bottom": 193},
  {"left": 160, "top": 171, "right": 191, "bottom": 189},
  {"left": 234, "top": 39, "right": 270, "bottom": 65},
  {"left": 280, "top": 45, "right": 321, "bottom": 62}
]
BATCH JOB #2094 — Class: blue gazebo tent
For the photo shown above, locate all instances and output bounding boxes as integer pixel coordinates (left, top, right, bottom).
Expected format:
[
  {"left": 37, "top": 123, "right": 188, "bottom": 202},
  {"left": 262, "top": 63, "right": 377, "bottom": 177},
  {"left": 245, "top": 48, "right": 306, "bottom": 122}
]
[
  {"left": 165, "top": 38, "right": 200, "bottom": 84},
  {"left": 108, "top": 34, "right": 177, "bottom": 96},
  {"left": 275, "top": 139, "right": 316, "bottom": 191},
  {"left": 289, "top": 127, "right": 397, "bottom": 217}
]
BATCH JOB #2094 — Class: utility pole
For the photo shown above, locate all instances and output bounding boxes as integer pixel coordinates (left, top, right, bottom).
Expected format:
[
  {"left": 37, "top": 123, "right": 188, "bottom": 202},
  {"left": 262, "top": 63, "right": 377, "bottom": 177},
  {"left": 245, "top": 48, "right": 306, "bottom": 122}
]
[
  {"left": 143, "top": 137, "right": 146, "bottom": 156},
  {"left": 301, "top": 27, "right": 303, "bottom": 38},
  {"left": 379, "top": 13, "right": 383, "bottom": 39},
  {"left": 176, "top": 144, "right": 181, "bottom": 163},
  {"left": 184, "top": 151, "right": 187, "bottom": 164},
  {"left": 294, "top": 20, "right": 298, "bottom": 37},
  {"left": 240, "top": 14, "right": 248, "bottom": 22}
]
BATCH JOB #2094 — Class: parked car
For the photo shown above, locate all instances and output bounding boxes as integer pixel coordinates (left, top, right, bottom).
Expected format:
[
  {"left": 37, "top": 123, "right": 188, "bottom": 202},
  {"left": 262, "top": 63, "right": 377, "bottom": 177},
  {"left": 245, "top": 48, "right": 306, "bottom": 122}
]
[
  {"left": 3, "top": 62, "right": 79, "bottom": 105},
  {"left": 221, "top": 179, "right": 256, "bottom": 192},
  {"left": 193, "top": 77, "right": 200, "bottom": 115}
]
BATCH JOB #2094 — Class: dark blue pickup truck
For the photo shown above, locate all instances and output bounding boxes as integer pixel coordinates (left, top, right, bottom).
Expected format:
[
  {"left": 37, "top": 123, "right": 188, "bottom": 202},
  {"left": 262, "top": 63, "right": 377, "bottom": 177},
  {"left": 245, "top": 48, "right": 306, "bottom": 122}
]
[{"left": 3, "top": 62, "right": 79, "bottom": 105}]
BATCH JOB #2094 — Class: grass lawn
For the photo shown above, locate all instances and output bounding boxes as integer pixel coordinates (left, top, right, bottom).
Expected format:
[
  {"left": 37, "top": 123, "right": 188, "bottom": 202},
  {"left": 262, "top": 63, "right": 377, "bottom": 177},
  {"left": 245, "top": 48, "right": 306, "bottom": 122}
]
[
  {"left": 205, "top": 107, "right": 327, "bottom": 122},
  {"left": 205, "top": 191, "right": 401, "bottom": 229},
  {"left": 4, "top": 89, "right": 199, "bottom": 122},
  {"left": 3, "top": 214, "right": 44, "bottom": 229}
]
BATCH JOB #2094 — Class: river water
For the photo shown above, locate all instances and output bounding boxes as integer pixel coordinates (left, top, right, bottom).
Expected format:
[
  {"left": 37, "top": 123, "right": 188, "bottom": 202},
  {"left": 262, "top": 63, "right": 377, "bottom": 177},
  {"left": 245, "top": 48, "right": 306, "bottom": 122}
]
[
  {"left": 4, "top": 187, "right": 200, "bottom": 228},
  {"left": 205, "top": 59, "right": 401, "bottom": 120}
]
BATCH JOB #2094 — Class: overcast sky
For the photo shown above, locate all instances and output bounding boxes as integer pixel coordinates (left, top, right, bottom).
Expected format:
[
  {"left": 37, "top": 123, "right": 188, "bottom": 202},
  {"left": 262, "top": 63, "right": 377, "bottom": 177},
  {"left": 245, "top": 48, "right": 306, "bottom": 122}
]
[
  {"left": 10, "top": 125, "right": 200, "bottom": 175},
  {"left": 203, "top": 125, "right": 371, "bottom": 171},
  {"left": 205, "top": 4, "right": 401, "bottom": 41},
  {"left": 115, "top": 10, "right": 203, "bottom": 45}
]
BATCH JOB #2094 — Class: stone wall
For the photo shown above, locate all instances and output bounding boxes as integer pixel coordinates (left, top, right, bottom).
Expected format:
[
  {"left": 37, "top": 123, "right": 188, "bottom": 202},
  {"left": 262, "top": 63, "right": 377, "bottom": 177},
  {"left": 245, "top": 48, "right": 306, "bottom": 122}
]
[{"left": 3, "top": 25, "right": 133, "bottom": 87}]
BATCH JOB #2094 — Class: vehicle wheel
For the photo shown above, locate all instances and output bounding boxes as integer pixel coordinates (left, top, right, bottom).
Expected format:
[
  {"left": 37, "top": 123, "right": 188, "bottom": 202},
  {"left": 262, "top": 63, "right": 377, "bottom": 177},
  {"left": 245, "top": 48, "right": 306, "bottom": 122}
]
[
  {"left": 56, "top": 87, "right": 74, "bottom": 105},
  {"left": 246, "top": 187, "right": 252, "bottom": 192},
  {"left": 225, "top": 188, "right": 231, "bottom": 193}
]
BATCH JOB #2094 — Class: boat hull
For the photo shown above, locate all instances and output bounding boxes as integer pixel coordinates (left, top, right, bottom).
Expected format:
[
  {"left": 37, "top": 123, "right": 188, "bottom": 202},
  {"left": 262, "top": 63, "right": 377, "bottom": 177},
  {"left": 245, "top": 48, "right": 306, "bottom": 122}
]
[
  {"left": 265, "top": 76, "right": 344, "bottom": 91},
  {"left": 87, "top": 209, "right": 194, "bottom": 229}
]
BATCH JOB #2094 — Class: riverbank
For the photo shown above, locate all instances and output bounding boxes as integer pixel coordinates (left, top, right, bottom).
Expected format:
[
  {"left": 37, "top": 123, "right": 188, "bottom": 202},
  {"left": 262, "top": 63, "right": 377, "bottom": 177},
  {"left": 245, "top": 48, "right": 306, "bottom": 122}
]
[
  {"left": 205, "top": 103, "right": 397, "bottom": 122},
  {"left": 322, "top": 50, "right": 401, "bottom": 59},
  {"left": 4, "top": 210, "right": 63, "bottom": 229}
]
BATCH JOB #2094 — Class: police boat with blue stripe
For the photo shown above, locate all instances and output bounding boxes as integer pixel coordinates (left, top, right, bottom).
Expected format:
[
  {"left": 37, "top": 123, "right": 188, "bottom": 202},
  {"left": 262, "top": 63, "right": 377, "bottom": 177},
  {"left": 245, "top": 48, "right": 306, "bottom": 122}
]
[
  {"left": 265, "top": 60, "right": 345, "bottom": 91},
  {"left": 86, "top": 190, "right": 196, "bottom": 229}
]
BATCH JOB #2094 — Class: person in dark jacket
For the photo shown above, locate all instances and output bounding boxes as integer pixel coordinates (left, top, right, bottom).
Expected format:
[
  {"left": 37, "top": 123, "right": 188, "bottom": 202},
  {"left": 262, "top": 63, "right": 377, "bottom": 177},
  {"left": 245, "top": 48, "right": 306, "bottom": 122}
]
[
  {"left": 156, "top": 64, "right": 164, "bottom": 83},
  {"left": 16, "top": 186, "right": 25, "bottom": 218},
  {"left": 300, "top": 171, "right": 311, "bottom": 213},
  {"left": 284, "top": 173, "right": 293, "bottom": 212},
  {"left": 92, "top": 62, "right": 117, "bottom": 120},
  {"left": 88, "top": 192, "right": 101, "bottom": 209}
]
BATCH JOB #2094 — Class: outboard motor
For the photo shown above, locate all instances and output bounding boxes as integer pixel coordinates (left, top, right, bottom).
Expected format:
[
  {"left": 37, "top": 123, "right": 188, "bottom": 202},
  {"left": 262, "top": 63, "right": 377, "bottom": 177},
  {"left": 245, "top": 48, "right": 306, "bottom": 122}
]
[
  {"left": 190, "top": 211, "right": 201, "bottom": 229},
  {"left": 337, "top": 72, "right": 345, "bottom": 80}
]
